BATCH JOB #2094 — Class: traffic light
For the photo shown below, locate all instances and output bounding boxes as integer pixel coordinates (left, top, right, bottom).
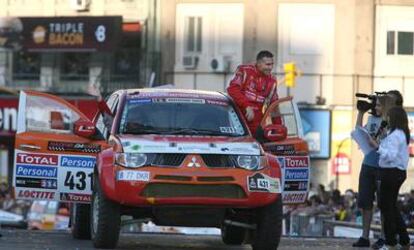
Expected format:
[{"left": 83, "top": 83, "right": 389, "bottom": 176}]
[{"left": 284, "top": 62, "right": 296, "bottom": 88}]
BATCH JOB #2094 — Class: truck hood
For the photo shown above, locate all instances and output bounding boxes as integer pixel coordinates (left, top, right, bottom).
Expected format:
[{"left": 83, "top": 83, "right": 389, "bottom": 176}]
[{"left": 117, "top": 135, "right": 261, "bottom": 155}]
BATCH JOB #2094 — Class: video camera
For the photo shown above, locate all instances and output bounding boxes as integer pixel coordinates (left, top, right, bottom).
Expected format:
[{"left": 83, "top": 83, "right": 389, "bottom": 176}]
[{"left": 355, "top": 92, "right": 387, "bottom": 116}]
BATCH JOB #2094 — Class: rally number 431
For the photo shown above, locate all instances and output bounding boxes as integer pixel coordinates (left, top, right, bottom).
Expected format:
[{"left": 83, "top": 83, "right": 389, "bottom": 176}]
[{"left": 64, "top": 171, "right": 93, "bottom": 191}]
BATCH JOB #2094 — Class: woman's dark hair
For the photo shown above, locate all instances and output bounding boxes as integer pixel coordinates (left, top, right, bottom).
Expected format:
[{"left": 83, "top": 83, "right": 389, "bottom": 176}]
[
  {"left": 387, "top": 90, "right": 403, "bottom": 106},
  {"left": 387, "top": 106, "right": 410, "bottom": 144}
]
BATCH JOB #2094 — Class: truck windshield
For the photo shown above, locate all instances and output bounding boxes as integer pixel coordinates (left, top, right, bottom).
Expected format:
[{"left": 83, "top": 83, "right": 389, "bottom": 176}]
[{"left": 119, "top": 98, "right": 246, "bottom": 136}]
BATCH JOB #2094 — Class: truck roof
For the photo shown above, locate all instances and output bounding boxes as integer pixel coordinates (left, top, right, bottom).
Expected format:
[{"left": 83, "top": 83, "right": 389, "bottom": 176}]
[{"left": 123, "top": 88, "right": 229, "bottom": 101}]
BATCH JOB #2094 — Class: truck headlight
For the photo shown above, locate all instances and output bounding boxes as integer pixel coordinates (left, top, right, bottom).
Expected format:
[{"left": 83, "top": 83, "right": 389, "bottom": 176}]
[
  {"left": 236, "top": 155, "right": 264, "bottom": 170},
  {"left": 115, "top": 153, "right": 147, "bottom": 168}
]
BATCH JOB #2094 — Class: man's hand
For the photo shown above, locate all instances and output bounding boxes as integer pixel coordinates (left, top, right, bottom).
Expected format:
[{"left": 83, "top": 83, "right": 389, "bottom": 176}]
[{"left": 245, "top": 106, "right": 254, "bottom": 121}]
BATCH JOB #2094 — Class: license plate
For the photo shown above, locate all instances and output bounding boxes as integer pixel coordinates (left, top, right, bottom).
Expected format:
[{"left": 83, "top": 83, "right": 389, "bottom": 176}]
[{"left": 117, "top": 170, "right": 150, "bottom": 181}]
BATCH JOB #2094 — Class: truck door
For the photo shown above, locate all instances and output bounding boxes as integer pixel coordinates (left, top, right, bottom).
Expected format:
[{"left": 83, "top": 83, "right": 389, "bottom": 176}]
[
  {"left": 13, "top": 91, "right": 106, "bottom": 204},
  {"left": 260, "top": 97, "right": 310, "bottom": 205}
]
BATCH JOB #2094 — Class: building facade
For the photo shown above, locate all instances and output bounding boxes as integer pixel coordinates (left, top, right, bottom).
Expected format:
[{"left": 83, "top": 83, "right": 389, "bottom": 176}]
[
  {"left": 159, "top": 0, "right": 414, "bottom": 193},
  {"left": 1, "top": 0, "right": 414, "bottom": 193}
]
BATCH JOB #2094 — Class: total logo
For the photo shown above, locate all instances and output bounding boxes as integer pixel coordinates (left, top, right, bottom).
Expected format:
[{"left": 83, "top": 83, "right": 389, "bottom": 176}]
[
  {"left": 16, "top": 153, "right": 58, "bottom": 166},
  {"left": 285, "top": 156, "right": 309, "bottom": 168}
]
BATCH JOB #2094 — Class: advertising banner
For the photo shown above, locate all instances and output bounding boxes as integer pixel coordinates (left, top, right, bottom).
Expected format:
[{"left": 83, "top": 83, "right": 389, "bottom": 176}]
[
  {"left": 1, "top": 16, "right": 122, "bottom": 52},
  {"left": 298, "top": 108, "right": 331, "bottom": 159},
  {"left": 331, "top": 109, "right": 353, "bottom": 175}
]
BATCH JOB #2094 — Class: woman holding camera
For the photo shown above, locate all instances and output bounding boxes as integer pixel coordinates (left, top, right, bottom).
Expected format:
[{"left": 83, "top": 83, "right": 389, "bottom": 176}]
[
  {"left": 352, "top": 95, "right": 389, "bottom": 248},
  {"left": 370, "top": 106, "right": 410, "bottom": 250}
]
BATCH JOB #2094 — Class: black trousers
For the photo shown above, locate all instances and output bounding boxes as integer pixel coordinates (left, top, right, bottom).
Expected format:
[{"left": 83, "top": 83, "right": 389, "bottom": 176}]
[{"left": 378, "top": 168, "right": 409, "bottom": 246}]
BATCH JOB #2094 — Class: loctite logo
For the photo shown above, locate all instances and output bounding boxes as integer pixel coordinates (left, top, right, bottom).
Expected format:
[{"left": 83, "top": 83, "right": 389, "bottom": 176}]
[
  {"left": 285, "top": 157, "right": 309, "bottom": 168},
  {"left": 16, "top": 153, "right": 58, "bottom": 166},
  {"left": 17, "top": 190, "right": 55, "bottom": 199},
  {"left": 0, "top": 107, "right": 17, "bottom": 131}
]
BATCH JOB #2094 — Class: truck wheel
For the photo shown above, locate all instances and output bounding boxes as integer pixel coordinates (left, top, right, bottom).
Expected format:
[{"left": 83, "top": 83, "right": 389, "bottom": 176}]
[
  {"left": 221, "top": 224, "right": 246, "bottom": 245},
  {"left": 252, "top": 198, "right": 283, "bottom": 250},
  {"left": 91, "top": 178, "right": 121, "bottom": 249},
  {"left": 71, "top": 203, "right": 91, "bottom": 239}
]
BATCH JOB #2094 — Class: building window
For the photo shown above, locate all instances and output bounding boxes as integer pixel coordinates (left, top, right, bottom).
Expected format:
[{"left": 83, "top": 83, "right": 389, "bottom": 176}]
[
  {"left": 112, "top": 25, "right": 141, "bottom": 82},
  {"left": 185, "top": 16, "right": 202, "bottom": 54},
  {"left": 61, "top": 53, "right": 90, "bottom": 81},
  {"left": 386, "top": 30, "right": 414, "bottom": 55},
  {"left": 397, "top": 32, "right": 413, "bottom": 55},
  {"left": 12, "top": 52, "right": 40, "bottom": 80}
]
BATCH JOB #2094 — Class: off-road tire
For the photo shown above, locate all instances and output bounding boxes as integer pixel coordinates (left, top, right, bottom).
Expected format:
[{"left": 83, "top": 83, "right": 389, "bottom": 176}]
[
  {"left": 91, "top": 178, "right": 121, "bottom": 249},
  {"left": 71, "top": 203, "right": 91, "bottom": 239},
  {"left": 252, "top": 198, "right": 283, "bottom": 250},
  {"left": 221, "top": 224, "right": 246, "bottom": 245}
]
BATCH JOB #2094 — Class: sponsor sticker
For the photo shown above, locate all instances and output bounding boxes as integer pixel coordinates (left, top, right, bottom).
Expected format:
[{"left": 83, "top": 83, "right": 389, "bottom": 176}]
[
  {"left": 122, "top": 141, "right": 260, "bottom": 155},
  {"left": 16, "top": 189, "right": 55, "bottom": 200},
  {"left": 16, "top": 153, "right": 58, "bottom": 166},
  {"left": 265, "top": 144, "right": 296, "bottom": 155},
  {"left": 61, "top": 156, "right": 95, "bottom": 168},
  {"left": 60, "top": 193, "right": 91, "bottom": 203},
  {"left": 15, "top": 165, "right": 57, "bottom": 178},
  {"left": 247, "top": 173, "right": 281, "bottom": 193},
  {"left": 48, "top": 141, "right": 101, "bottom": 153},
  {"left": 130, "top": 92, "right": 226, "bottom": 100},
  {"left": 219, "top": 127, "right": 236, "bottom": 134},
  {"left": 117, "top": 170, "right": 150, "bottom": 181},
  {"left": 206, "top": 100, "right": 228, "bottom": 106},
  {"left": 283, "top": 192, "right": 307, "bottom": 204},
  {"left": 285, "top": 156, "right": 309, "bottom": 168},
  {"left": 284, "top": 169, "right": 309, "bottom": 180},
  {"left": 284, "top": 181, "right": 308, "bottom": 191},
  {"left": 128, "top": 99, "right": 152, "bottom": 104},
  {"left": 15, "top": 177, "right": 57, "bottom": 189}
]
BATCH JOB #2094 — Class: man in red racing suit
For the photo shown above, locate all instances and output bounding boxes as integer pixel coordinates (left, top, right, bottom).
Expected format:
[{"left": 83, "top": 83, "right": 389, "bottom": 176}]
[{"left": 227, "top": 50, "right": 278, "bottom": 135}]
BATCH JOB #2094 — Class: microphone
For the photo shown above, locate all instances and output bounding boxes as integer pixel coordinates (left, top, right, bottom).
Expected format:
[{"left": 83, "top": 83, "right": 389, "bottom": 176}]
[{"left": 355, "top": 93, "right": 370, "bottom": 98}]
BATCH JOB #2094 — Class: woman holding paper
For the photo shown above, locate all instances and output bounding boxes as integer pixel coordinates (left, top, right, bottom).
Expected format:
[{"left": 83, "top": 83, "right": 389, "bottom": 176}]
[
  {"left": 370, "top": 106, "right": 410, "bottom": 249},
  {"left": 352, "top": 95, "right": 389, "bottom": 248}
]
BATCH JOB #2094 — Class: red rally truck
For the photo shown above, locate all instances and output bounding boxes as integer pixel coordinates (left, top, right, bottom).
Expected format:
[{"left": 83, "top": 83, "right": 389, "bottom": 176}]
[{"left": 13, "top": 88, "right": 310, "bottom": 250}]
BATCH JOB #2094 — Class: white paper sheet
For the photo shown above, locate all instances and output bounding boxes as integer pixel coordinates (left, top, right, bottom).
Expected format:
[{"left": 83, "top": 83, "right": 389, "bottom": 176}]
[{"left": 351, "top": 126, "right": 377, "bottom": 155}]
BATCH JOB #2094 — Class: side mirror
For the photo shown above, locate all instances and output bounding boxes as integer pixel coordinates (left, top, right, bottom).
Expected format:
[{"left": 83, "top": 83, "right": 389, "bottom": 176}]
[
  {"left": 263, "top": 124, "right": 287, "bottom": 142},
  {"left": 74, "top": 119, "right": 96, "bottom": 138}
]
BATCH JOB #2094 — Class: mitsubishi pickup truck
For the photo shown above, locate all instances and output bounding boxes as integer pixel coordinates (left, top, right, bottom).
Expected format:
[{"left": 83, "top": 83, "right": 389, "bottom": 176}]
[{"left": 13, "top": 88, "right": 310, "bottom": 250}]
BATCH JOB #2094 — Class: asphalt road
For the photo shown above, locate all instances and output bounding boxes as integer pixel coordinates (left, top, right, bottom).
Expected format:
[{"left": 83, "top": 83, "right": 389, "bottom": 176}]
[{"left": 0, "top": 229, "right": 394, "bottom": 250}]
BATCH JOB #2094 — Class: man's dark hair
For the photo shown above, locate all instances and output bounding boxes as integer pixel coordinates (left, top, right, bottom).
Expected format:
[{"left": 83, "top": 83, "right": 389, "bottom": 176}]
[
  {"left": 387, "top": 90, "right": 403, "bottom": 106},
  {"left": 256, "top": 50, "right": 274, "bottom": 61}
]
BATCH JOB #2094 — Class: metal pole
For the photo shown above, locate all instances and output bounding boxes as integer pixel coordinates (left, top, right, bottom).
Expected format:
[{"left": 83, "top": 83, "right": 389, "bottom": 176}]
[{"left": 193, "top": 72, "right": 197, "bottom": 89}]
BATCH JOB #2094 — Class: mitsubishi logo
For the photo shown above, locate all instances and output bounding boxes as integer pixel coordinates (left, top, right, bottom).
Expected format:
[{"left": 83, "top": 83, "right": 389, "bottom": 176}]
[{"left": 187, "top": 156, "right": 201, "bottom": 168}]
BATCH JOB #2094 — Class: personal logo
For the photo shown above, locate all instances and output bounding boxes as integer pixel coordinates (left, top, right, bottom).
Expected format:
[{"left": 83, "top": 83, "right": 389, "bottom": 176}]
[{"left": 187, "top": 156, "right": 201, "bottom": 168}]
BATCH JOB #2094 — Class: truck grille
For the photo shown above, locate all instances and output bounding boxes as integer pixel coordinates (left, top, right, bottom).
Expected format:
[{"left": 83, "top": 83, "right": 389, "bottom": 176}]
[
  {"left": 201, "top": 154, "right": 235, "bottom": 168},
  {"left": 141, "top": 183, "right": 246, "bottom": 199},
  {"left": 151, "top": 154, "right": 186, "bottom": 166}
]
